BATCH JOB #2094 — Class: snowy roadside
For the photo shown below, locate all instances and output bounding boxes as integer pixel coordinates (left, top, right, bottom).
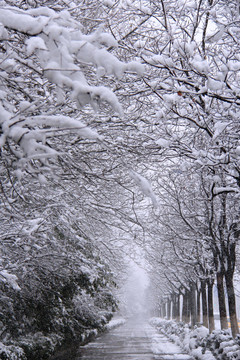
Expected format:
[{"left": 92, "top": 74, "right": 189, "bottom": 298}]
[
  {"left": 0, "top": 317, "right": 126, "bottom": 360},
  {"left": 82, "top": 316, "right": 126, "bottom": 342},
  {"left": 104, "top": 317, "right": 126, "bottom": 330},
  {"left": 79, "top": 317, "right": 126, "bottom": 343},
  {"left": 146, "top": 326, "right": 193, "bottom": 360},
  {"left": 150, "top": 318, "right": 240, "bottom": 360}
]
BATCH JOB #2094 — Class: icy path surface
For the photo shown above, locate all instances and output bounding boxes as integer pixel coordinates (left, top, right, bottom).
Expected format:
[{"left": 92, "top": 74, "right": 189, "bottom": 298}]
[{"left": 74, "top": 318, "right": 193, "bottom": 360}]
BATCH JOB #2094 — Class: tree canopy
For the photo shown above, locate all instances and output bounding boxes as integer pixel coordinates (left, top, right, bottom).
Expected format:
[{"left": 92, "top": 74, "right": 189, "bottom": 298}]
[{"left": 0, "top": 1, "right": 240, "bottom": 359}]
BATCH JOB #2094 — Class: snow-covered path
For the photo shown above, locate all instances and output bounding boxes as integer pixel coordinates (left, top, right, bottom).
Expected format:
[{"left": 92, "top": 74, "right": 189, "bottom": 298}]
[{"left": 73, "top": 318, "right": 194, "bottom": 360}]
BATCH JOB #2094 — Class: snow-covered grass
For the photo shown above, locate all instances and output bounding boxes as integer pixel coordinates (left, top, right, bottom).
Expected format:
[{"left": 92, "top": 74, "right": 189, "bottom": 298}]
[{"left": 150, "top": 318, "right": 240, "bottom": 360}]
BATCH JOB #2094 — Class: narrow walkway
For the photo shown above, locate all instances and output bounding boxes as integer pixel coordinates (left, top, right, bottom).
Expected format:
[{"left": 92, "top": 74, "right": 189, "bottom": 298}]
[{"left": 74, "top": 318, "right": 193, "bottom": 360}]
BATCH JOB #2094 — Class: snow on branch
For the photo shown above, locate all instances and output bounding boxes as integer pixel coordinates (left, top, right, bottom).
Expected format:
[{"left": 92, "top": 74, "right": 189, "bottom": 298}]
[
  {"left": 213, "top": 186, "right": 238, "bottom": 196},
  {"left": 0, "top": 9, "right": 48, "bottom": 35},
  {"left": 210, "top": 183, "right": 238, "bottom": 198},
  {"left": 0, "top": 270, "right": 21, "bottom": 291},
  {"left": 0, "top": 5, "right": 144, "bottom": 172},
  {"left": 2, "top": 115, "right": 103, "bottom": 162},
  {"left": 129, "top": 170, "right": 158, "bottom": 207}
]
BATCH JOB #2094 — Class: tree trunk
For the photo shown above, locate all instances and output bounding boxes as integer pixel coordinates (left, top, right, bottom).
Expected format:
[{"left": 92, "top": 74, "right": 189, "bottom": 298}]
[
  {"left": 225, "top": 271, "right": 239, "bottom": 338},
  {"left": 171, "top": 295, "right": 175, "bottom": 319},
  {"left": 207, "top": 279, "right": 215, "bottom": 333},
  {"left": 201, "top": 280, "right": 208, "bottom": 328},
  {"left": 159, "top": 304, "right": 162, "bottom": 318},
  {"left": 176, "top": 294, "right": 180, "bottom": 322},
  {"left": 216, "top": 271, "right": 228, "bottom": 329},
  {"left": 182, "top": 291, "right": 189, "bottom": 323},
  {"left": 162, "top": 302, "right": 166, "bottom": 318},
  {"left": 172, "top": 294, "right": 177, "bottom": 319},
  {"left": 166, "top": 299, "right": 171, "bottom": 319},
  {"left": 187, "top": 290, "right": 191, "bottom": 324},
  {"left": 197, "top": 286, "right": 201, "bottom": 323},
  {"left": 190, "top": 282, "right": 197, "bottom": 327}
]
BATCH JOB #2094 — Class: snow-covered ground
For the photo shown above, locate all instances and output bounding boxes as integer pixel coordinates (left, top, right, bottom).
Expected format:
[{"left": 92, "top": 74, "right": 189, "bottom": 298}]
[
  {"left": 77, "top": 317, "right": 192, "bottom": 360},
  {"left": 146, "top": 326, "right": 193, "bottom": 359}
]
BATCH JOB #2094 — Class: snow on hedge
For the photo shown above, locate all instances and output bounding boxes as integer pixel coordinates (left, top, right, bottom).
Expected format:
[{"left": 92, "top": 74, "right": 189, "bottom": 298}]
[
  {"left": 150, "top": 318, "right": 240, "bottom": 360},
  {"left": 0, "top": 342, "right": 26, "bottom": 360},
  {"left": 105, "top": 317, "right": 126, "bottom": 330},
  {"left": 0, "top": 270, "right": 21, "bottom": 291}
]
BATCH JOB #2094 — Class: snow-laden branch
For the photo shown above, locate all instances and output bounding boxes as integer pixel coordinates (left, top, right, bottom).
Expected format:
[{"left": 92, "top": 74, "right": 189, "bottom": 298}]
[
  {"left": 0, "top": 5, "right": 144, "bottom": 172},
  {"left": 129, "top": 169, "right": 158, "bottom": 207}
]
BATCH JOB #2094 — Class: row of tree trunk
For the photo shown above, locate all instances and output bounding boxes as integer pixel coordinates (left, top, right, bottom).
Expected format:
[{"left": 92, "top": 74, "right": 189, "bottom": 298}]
[{"left": 159, "top": 274, "right": 239, "bottom": 338}]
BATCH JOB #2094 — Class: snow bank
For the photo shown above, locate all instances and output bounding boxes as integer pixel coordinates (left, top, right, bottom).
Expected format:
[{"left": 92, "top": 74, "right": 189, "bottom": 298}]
[
  {"left": 80, "top": 317, "right": 125, "bottom": 343},
  {"left": 150, "top": 318, "right": 240, "bottom": 360},
  {"left": 105, "top": 317, "right": 126, "bottom": 330}
]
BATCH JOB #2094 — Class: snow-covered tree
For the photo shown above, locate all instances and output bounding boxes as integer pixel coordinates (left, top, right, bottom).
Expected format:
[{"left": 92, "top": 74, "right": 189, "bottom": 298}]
[
  {"left": 0, "top": 2, "right": 147, "bottom": 358},
  {"left": 107, "top": 0, "right": 240, "bottom": 336},
  {"left": 0, "top": 2, "right": 145, "bottom": 176}
]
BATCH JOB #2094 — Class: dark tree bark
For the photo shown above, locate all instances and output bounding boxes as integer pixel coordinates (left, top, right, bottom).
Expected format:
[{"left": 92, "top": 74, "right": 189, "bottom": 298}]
[
  {"left": 162, "top": 302, "right": 166, "bottom": 318},
  {"left": 182, "top": 291, "right": 189, "bottom": 323},
  {"left": 201, "top": 280, "right": 208, "bottom": 328},
  {"left": 216, "top": 271, "right": 228, "bottom": 329},
  {"left": 190, "top": 282, "right": 197, "bottom": 327},
  {"left": 224, "top": 222, "right": 240, "bottom": 337},
  {"left": 186, "top": 290, "right": 191, "bottom": 324},
  {"left": 172, "top": 294, "right": 177, "bottom": 319},
  {"left": 225, "top": 271, "right": 239, "bottom": 337},
  {"left": 197, "top": 285, "right": 201, "bottom": 324},
  {"left": 207, "top": 279, "right": 215, "bottom": 332},
  {"left": 159, "top": 305, "right": 162, "bottom": 318},
  {"left": 167, "top": 298, "right": 171, "bottom": 319},
  {"left": 171, "top": 293, "right": 180, "bottom": 321},
  {"left": 176, "top": 293, "right": 180, "bottom": 322}
]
